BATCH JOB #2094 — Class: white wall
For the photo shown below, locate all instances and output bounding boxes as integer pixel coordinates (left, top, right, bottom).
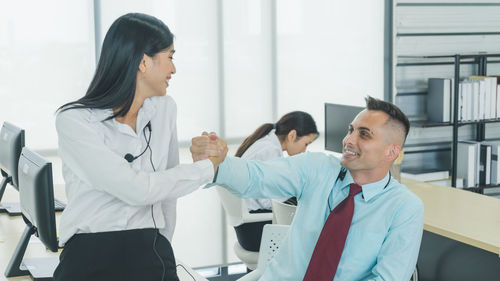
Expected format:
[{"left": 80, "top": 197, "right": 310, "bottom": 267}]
[
  {"left": 276, "top": 0, "right": 384, "bottom": 120},
  {"left": 0, "top": 0, "right": 95, "bottom": 150},
  {"left": 1, "top": 0, "right": 384, "bottom": 150}
]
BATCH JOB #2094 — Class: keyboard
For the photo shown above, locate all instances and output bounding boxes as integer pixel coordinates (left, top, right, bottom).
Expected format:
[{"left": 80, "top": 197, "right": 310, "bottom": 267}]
[{"left": 1, "top": 199, "right": 66, "bottom": 216}]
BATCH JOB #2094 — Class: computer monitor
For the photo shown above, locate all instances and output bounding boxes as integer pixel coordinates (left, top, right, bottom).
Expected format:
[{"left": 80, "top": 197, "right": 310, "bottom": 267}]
[
  {"left": 5, "top": 147, "right": 59, "bottom": 278},
  {"left": 0, "top": 122, "right": 25, "bottom": 213},
  {"left": 324, "top": 103, "right": 364, "bottom": 153},
  {"left": 0, "top": 122, "right": 25, "bottom": 190},
  {"left": 0, "top": 122, "right": 64, "bottom": 216}
]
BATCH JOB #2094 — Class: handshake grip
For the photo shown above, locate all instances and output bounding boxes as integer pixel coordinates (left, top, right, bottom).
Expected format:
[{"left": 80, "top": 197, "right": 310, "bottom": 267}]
[{"left": 190, "top": 132, "right": 228, "bottom": 171}]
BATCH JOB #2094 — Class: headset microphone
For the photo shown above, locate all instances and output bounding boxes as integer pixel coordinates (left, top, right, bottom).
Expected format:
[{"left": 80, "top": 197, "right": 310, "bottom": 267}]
[
  {"left": 124, "top": 121, "right": 152, "bottom": 163},
  {"left": 124, "top": 153, "right": 136, "bottom": 163},
  {"left": 337, "top": 167, "right": 347, "bottom": 181}
]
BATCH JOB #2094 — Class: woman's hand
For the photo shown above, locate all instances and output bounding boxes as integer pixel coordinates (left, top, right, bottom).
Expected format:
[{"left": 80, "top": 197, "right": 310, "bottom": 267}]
[{"left": 190, "top": 132, "right": 228, "bottom": 169}]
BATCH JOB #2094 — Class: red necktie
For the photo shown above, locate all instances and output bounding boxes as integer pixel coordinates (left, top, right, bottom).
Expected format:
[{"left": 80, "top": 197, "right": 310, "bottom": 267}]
[{"left": 303, "top": 183, "right": 363, "bottom": 281}]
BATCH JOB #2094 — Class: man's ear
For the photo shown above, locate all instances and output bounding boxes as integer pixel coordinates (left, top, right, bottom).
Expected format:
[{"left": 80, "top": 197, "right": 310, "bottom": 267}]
[
  {"left": 386, "top": 144, "right": 402, "bottom": 163},
  {"left": 287, "top": 130, "right": 297, "bottom": 142},
  {"left": 138, "top": 54, "right": 148, "bottom": 73}
]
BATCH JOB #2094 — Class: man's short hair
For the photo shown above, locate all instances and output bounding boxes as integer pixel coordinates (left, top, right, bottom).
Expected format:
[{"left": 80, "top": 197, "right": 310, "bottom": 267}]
[{"left": 365, "top": 96, "right": 410, "bottom": 143}]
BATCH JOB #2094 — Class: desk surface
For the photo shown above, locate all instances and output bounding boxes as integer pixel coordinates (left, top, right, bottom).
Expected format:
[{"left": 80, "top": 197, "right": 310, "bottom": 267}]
[
  {"left": 0, "top": 183, "right": 207, "bottom": 281},
  {"left": 403, "top": 178, "right": 500, "bottom": 257}
]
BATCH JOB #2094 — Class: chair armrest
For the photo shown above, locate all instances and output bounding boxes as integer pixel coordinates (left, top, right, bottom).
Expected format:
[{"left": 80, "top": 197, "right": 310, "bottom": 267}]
[
  {"left": 236, "top": 269, "right": 262, "bottom": 281},
  {"left": 241, "top": 212, "right": 274, "bottom": 223}
]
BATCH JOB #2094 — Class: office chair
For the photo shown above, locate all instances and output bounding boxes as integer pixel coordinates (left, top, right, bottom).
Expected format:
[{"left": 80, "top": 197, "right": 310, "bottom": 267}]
[
  {"left": 215, "top": 186, "right": 273, "bottom": 270},
  {"left": 271, "top": 199, "right": 296, "bottom": 225},
  {"left": 411, "top": 266, "right": 418, "bottom": 281},
  {"left": 237, "top": 224, "right": 289, "bottom": 281}
]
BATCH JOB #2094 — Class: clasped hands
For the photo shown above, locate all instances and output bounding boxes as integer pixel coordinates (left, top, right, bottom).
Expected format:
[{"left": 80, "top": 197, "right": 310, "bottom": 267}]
[{"left": 190, "top": 132, "right": 228, "bottom": 173}]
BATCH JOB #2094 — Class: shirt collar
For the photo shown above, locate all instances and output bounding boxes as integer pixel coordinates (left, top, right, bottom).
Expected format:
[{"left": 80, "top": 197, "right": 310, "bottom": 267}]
[
  {"left": 136, "top": 97, "right": 156, "bottom": 129},
  {"left": 89, "top": 108, "right": 113, "bottom": 122},
  {"left": 88, "top": 97, "right": 157, "bottom": 127},
  {"left": 338, "top": 169, "right": 392, "bottom": 202}
]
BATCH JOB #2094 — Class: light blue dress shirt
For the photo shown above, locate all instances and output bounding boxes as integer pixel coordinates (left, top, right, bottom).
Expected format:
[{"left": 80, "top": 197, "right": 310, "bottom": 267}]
[{"left": 212, "top": 152, "right": 424, "bottom": 281}]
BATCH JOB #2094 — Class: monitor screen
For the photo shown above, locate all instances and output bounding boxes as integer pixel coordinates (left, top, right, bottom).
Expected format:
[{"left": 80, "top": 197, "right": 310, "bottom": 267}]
[
  {"left": 324, "top": 103, "right": 364, "bottom": 153},
  {"left": 18, "top": 147, "right": 58, "bottom": 252},
  {"left": 0, "top": 122, "right": 25, "bottom": 189}
]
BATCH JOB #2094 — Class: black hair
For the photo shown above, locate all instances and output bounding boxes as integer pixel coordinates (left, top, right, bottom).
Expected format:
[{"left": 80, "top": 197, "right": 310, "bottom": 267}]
[
  {"left": 235, "top": 111, "right": 319, "bottom": 157},
  {"left": 57, "top": 13, "right": 174, "bottom": 119},
  {"left": 365, "top": 96, "right": 410, "bottom": 142}
]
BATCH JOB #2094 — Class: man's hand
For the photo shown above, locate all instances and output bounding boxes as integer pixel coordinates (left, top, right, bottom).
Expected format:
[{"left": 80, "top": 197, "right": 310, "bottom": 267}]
[
  {"left": 190, "top": 132, "right": 228, "bottom": 174},
  {"left": 190, "top": 132, "right": 222, "bottom": 162},
  {"left": 208, "top": 136, "right": 228, "bottom": 172}
]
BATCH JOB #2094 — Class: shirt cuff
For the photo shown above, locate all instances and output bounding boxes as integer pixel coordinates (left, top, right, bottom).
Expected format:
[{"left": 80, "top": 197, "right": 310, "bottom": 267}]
[{"left": 193, "top": 158, "right": 215, "bottom": 185}]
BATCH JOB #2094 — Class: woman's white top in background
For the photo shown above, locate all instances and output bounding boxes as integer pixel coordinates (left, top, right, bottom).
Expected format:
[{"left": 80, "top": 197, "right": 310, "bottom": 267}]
[
  {"left": 55, "top": 96, "right": 214, "bottom": 246},
  {"left": 241, "top": 130, "right": 286, "bottom": 211}
]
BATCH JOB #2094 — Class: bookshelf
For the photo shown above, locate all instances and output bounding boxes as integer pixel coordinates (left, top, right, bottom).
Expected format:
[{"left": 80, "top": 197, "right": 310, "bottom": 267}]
[
  {"left": 397, "top": 53, "right": 500, "bottom": 192},
  {"left": 391, "top": 1, "right": 500, "bottom": 193}
]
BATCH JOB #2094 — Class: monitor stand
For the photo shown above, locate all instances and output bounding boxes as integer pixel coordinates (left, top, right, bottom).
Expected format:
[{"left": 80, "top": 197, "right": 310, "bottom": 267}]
[
  {"left": 1, "top": 202, "right": 22, "bottom": 216},
  {"left": 4, "top": 224, "right": 59, "bottom": 280},
  {"left": 0, "top": 175, "right": 22, "bottom": 216},
  {"left": 23, "top": 257, "right": 59, "bottom": 280}
]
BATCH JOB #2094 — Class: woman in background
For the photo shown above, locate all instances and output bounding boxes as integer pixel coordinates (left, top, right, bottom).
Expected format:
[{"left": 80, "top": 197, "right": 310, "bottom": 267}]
[
  {"left": 233, "top": 111, "right": 318, "bottom": 251},
  {"left": 54, "top": 13, "right": 220, "bottom": 281}
]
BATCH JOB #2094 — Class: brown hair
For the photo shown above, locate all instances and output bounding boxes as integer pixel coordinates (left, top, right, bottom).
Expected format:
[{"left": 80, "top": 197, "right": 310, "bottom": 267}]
[{"left": 235, "top": 111, "right": 319, "bottom": 157}]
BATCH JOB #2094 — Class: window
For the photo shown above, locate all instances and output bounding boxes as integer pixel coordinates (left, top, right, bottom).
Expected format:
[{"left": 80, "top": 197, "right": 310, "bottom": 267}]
[{"left": 0, "top": 0, "right": 95, "bottom": 150}]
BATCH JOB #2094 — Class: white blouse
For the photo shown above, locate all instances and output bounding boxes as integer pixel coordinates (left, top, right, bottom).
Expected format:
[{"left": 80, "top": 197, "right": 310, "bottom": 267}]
[
  {"left": 55, "top": 96, "right": 213, "bottom": 245},
  {"left": 240, "top": 129, "right": 286, "bottom": 211}
]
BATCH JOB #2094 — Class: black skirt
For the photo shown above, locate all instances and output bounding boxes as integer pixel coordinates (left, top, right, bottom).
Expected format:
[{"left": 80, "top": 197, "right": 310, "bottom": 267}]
[{"left": 53, "top": 228, "right": 179, "bottom": 281}]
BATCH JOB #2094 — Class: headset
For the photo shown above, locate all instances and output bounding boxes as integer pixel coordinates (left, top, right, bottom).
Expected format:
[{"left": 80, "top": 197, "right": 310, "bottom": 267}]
[
  {"left": 124, "top": 121, "right": 167, "bottom": 281},
  {"left": 124, "top": 121, "right": 152, "bottom": 163},
  {"left": 328, "top": 167, "right": 391, "bottom": 211}
]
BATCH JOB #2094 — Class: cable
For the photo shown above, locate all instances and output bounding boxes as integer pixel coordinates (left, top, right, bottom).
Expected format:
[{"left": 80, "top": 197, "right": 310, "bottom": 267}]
[
  {"left": 124, "top": 123, "right": 152, "bottom": 163},
  {"left": 143, "top": 125, "right": 165, "bottom": 281},
  {"left": 148, "top": 140, "right": 156, "bottom": 173},
  {"left": 151, "top": 205, "right": 165, "bottom": 281}
]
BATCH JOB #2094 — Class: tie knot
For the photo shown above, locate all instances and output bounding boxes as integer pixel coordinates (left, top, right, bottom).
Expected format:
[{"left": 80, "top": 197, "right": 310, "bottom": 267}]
[{"left": 349, "top": 183, "right": 362, "bottom": 196}]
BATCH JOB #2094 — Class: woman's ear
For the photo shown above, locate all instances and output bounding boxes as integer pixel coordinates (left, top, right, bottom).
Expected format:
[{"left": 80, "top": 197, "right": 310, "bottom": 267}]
[
  {"left": 138, "top": 54, "right": 148, "bottom": 73},
  {"left": 287, "top": 130, "right": 297, "bottom": 142}
]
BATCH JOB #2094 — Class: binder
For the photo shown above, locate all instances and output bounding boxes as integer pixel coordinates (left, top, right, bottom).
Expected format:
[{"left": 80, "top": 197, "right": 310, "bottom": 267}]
[
  {"left": 482, "top": 141, "right": 500, "bottom": 185},
  {"left": 427, "top": 78, "right": 452, "bottom": 123},
  {"left": 457, "top": 141, "right": 479, "bottom": 188},
  {"left": 479, "top": 144, "right": 491, "bottom": 186},
  {"left": 469, "top": 76, "right": 487, "bottom": 120}
]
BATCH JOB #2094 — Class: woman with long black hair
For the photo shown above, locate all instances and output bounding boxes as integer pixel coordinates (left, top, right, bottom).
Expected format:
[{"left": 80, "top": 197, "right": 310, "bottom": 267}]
[{"left": 54, "top": 13, "right": 220, "bottom": 281}]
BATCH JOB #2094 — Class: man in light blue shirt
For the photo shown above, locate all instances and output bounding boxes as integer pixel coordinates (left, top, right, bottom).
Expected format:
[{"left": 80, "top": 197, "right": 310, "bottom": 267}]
[{"left": 193, "top": 96, "right": 424, "bottom": 280}]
